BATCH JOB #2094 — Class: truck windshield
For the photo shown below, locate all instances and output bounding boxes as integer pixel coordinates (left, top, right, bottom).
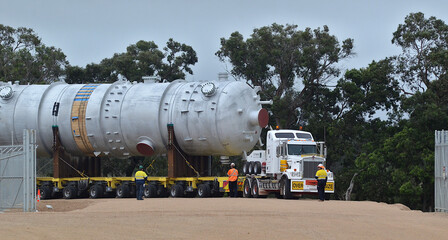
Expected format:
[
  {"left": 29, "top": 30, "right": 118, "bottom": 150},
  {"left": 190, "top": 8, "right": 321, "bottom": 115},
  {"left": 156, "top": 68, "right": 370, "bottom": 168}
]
[{"left": 287, "top": 144, "right": 317, "bottom": 155}]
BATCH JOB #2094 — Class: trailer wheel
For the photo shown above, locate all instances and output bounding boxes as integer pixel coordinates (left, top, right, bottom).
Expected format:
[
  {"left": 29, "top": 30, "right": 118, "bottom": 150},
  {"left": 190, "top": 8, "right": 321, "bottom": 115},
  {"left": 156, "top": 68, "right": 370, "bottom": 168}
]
[
  {"left": 39, "top": 186, "right": 52, "bottom": 200},
  {"left": 89, "top": 185, "right": 104, "bottom": 199},
  {"left": 116, "top": 184, "right": 130, "bottom": 198},
  {"left": 281, "top": 178, "right": 293, "bottom": 199},
  {"left": 144, "top": 185, "right": 157, "bottom": 198},
  {"left": 197, "top": 184, "right": 211, "bottom": 198},
  {"left": 129, "top": 185, "right": 136, "bottom": 198},
  {"left": 251, "top": 180, "right": 260, "bottom": 198},
  {"left": 170, "top": 184, "right": 184, "bottom": 198},
  {"left": 243, "top": 179, "right": 252, "bottom": 198},
  {"left": 63, "top": 186, "right": 77, "bottom": 199},
  {"left": 157, "top": 185, "right": 168, "bottom": 197}
]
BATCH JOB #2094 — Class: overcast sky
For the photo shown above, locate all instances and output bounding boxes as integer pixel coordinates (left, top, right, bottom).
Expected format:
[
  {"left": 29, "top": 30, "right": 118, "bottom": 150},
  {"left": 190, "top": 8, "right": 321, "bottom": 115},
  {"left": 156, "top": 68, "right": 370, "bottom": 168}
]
[{"left": 1, "top": 0, "right": 447, "bottom": 82}]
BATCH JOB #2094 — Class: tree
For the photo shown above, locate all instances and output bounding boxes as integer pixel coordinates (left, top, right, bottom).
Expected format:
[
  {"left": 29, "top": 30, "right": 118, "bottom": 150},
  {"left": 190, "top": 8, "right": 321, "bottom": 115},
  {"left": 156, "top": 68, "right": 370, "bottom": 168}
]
[
  {"left": 67, "top": 39, "right": 198, "bottom": 83},
  {"left": 216, "top": 23, "right": 354, "bottom": 128},
  {"left": 159, "top": 38, "right": 198, "bottom": 81},
  {"left": 345, "top": 12, "right": 448, "bottom": 211},
  {"left": 392, "top": 12, "right": 448, "bottom": 94},
  {"left": 0, "top": 24, "right": 68, "bottom": 84}
]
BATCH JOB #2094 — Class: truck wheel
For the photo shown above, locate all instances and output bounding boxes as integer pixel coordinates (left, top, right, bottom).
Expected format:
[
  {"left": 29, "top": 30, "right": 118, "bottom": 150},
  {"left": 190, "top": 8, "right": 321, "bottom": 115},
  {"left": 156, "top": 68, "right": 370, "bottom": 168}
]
[
  {"left": 39, "top": 186, "right": 52, "bottom": 200},
  {"left": 243, "top": 162, "right": 249, "bottom": 175},
  {"left": 281, "top": 179, "right": 293, "bottom": 199},
  {"left": 89, "top": 185, "right": 104, "bottom": 199},
  {"left": 144, "top": 185, "right": 157, "bottom": 198},
  {"left": 253, "top": 161, "right": 262, "bottom": 175},
  {"left": 251, "top": 180, "right": 260, "bottom": 198},
  {"left": 62, "top": 186, "right": 77, "bottom": 199},
  {"left": 116, "top": 184, "right": 130, "bottom": 198},
  {"left": 197, "top": 184, "right": 211, "bottom": 198},
  {"left": 248, "top": 162, "right": 255, "bottom": 175},
  {"left": 243, "top": 179, "right": 252, "bottom": 198},
  {"left": 170, "top": 184, "right": 184, "bottom": 198}
]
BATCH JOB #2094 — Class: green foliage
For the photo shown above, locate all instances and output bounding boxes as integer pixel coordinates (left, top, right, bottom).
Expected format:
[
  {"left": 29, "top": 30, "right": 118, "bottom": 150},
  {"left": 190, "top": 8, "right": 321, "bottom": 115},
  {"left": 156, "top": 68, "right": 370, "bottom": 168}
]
[
  {"left": 64, "top": 39, "right": 197, "bottom": 83},
  {"left": 216, "top": 23, "right": 354, "bottom": 128},
  {"left": 0, "top": 24, "right": 68, "bottom": 84},
  {"left": 392, "top": 12, "right": 448, "bottom": 92}
]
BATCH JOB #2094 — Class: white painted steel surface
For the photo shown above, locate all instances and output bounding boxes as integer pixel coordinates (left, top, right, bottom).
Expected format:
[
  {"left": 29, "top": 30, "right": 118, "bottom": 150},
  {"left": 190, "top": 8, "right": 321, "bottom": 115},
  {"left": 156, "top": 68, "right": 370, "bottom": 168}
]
[
  {"left": 435, "top": 130, "right": 448, "bottom": 212},
  {"left": 0, "top": 80, "right": 267, "bottom": 158},
  {"left": 0, "top": 129, "right": 36, "bottom": 212}
]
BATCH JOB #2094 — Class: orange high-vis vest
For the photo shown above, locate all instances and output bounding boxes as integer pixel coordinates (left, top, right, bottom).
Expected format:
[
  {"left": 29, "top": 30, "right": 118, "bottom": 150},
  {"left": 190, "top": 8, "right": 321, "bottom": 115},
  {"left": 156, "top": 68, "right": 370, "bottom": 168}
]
[{"left": 227, "top": 168, "right": 238, "bottom": 182}]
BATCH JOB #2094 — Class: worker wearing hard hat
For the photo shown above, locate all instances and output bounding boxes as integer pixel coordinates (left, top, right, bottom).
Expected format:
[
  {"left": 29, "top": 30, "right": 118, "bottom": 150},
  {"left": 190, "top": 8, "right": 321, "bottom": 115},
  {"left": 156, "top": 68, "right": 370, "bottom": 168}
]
[
  {"left": 315, "top": 164, "right": 328, "bottom": 201},
  {"left": 135, "top": 165, "right": 148, "bottom": 200},
  {"left": 227, "top": 163, "right": 239, "bottom": 197}
]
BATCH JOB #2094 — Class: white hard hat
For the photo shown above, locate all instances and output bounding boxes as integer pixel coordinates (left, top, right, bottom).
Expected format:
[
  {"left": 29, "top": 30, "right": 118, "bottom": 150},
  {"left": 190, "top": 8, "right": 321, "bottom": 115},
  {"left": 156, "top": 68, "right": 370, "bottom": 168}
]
[
  {"left": 230, "top": 163, "right": 235, "bottom": 167},
  {"left": 317, "top": 164, "right": 325, "bottom": 169}
]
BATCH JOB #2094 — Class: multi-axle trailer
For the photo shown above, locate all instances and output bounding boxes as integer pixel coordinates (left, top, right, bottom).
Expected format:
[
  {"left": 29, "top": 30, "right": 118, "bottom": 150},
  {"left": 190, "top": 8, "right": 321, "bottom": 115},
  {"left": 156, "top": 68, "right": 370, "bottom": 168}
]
[{"left": 36, "top": 176, "right": 245, "bottom": 199}]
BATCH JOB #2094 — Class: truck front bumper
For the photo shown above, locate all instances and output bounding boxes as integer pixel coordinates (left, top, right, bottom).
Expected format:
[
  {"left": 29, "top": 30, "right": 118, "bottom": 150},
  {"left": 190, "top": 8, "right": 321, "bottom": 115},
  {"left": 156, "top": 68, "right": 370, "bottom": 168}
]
[{"left": 290, "top": 180, "right": 334, "bottom": 193}]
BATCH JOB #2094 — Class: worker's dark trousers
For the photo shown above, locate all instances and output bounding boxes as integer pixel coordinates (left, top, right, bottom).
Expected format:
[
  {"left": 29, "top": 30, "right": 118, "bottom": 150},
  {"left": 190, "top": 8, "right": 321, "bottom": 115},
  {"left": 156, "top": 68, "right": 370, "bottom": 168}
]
[
  {"left": 317, "top": 179, "right": 327, "bottom": 201},
  {"left": 136, "top": 182, "right": 144, "bottom": 200},
  {"left": 229, "top": 181, "right": 238, "bottom": 197}
]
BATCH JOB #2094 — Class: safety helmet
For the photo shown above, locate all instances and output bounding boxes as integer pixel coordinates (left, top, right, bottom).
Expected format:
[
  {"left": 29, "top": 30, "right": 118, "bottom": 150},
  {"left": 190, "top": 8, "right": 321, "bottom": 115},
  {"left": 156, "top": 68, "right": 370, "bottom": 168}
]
[
  {"left": 139, "top": 165, "right": 144, "bottom": 170},
  {"left": 317, "top": 164, "right": 325, "bottom": 169},
  {"left": 230, "top": 163, "right": 235, "bottom": 167}
]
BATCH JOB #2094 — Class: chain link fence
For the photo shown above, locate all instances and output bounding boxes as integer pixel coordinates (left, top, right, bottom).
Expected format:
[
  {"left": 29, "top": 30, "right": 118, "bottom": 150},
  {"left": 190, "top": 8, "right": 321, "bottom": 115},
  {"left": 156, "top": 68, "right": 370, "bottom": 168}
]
[
  {"left": 0, "top": 129, "right": 36, "bottom": 212},
  {"left": 435, "top": 130, "right": 448, "bottom": 212}
]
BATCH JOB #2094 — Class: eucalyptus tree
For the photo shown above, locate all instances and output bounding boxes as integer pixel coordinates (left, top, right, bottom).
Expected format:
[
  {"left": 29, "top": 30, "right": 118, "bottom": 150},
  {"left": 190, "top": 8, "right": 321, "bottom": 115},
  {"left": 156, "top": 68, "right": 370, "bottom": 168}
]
[
  {"left": 66, "top": 39, "right": 198, "bottom": 83},
  {"left": 216, "top": 23, "right": 354, "bottom": 128},
  {"left": 0, "top": 24, "right": 68, "bottom": 84}
]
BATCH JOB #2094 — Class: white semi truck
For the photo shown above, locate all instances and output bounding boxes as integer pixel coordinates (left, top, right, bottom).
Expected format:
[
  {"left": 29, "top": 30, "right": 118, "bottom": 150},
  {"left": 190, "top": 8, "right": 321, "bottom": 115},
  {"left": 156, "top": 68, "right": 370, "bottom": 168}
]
[{"left": 242, "top": 129, "right": 334, "bottom": 199}]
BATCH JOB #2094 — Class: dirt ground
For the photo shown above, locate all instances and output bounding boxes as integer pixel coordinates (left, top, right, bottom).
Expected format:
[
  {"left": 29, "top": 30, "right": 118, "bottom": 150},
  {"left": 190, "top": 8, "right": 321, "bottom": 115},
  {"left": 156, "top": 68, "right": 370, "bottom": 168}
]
[{"left": 1, "top": 197, "right": 448, "bottom": 240}]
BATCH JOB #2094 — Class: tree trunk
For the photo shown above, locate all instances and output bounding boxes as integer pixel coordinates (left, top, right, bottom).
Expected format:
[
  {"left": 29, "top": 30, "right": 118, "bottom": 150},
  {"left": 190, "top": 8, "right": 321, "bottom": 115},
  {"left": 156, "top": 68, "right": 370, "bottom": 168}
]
[{"left": 345, "top": 172, "right": 358, "bottom": 201}]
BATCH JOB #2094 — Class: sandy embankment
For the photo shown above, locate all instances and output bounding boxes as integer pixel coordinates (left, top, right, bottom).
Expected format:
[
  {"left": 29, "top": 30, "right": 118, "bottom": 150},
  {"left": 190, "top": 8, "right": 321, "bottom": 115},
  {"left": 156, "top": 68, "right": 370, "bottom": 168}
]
[{"left": 1, "top": 198, "right": 448, "bottom": 240}]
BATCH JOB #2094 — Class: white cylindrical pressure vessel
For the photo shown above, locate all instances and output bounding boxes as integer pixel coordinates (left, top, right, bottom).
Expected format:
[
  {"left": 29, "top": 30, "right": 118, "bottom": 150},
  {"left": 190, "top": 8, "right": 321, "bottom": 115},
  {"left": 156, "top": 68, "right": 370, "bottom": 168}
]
[{"left": 0, "top": 79, "right": 268, "bottom": 158}]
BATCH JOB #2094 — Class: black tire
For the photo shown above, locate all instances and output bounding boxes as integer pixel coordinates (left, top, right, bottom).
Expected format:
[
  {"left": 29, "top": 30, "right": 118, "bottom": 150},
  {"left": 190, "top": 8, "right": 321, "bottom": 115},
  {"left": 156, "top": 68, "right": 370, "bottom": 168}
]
[
  {"left": 144, "top": 185, "right": 157, "bottom": 198},
  {"left": 243, "top": 179, "right": 252, "bottom": 198},
  {"left": 51, "top": 191, "right": 62, "bottom": 199},
  {"left": 129, "top": 185, "right": 136, "bottom": 198},
  {"left": 39, "top": 186, "right": 52, "bottom": 200},
  {"left": 170, "top": 184, "right": 184, "bottom": 198},
  {"left": 116, "top": 184, "right": 130, "bottom": 198},
  {"left": 281, "top": 178, "right": 293, "bottom": 199},
  {"left": 197, "top": 184, "right": 211, "bottom": 198},
  {"left": 251, "top": 180, "right": 260, "bottom": 198},
  {"left": 62, "top": 186, "right": 77, "bottom": 199},
  {"left": 89, "top": 185, "right": 104, "bottom": 199},
  {"left": 157, "top": 185, "right": 168, "bottom": 197},
  {"left": 248, "top": 162, "right": 255, "bottom": 175},
  {"left": 243, "top": 162, "right": 249, "bottom": 175},
  {"left": 253, "top": 161, "right": 262, "bottom": 175}
]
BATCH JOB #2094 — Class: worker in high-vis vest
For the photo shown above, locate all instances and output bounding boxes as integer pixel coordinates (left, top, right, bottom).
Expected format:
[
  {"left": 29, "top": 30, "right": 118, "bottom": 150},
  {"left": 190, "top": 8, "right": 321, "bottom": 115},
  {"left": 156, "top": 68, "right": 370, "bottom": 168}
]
[
  {"left": 135, "top": 165, "right": 148, "bottom": 200},
  {"left": 227, "top": 163, "right": 239, "bottom": 197},
  {"left": 315, "top": 163, "right": 328, "bottom": 201}
]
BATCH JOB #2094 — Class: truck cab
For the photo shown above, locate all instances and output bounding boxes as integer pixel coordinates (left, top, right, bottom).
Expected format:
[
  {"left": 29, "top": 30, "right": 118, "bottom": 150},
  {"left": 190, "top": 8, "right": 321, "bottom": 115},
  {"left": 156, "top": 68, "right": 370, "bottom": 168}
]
[{"left": 244, "top": 129, "right": 335, "bottom": 199}]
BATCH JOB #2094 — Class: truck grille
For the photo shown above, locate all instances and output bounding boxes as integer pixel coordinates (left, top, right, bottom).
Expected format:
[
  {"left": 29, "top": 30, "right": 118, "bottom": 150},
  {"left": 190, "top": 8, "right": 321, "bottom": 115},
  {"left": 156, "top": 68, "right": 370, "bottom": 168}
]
[{"left": 303, "top": 161, "right": 323, "bottom": 178}]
